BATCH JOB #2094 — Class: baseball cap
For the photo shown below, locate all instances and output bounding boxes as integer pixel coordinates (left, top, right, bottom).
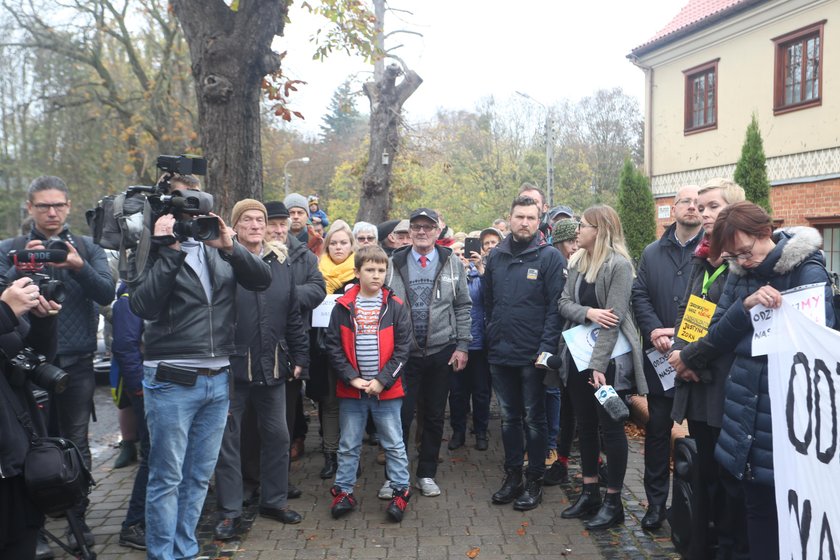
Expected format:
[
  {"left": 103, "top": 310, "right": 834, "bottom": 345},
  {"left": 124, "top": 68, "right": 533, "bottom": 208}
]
[
  {"left": 265, "top": 201, "right": 289, "bottom": 219},
  {"left": 409, "top": 208, "right": 438, "bottom": 224}
]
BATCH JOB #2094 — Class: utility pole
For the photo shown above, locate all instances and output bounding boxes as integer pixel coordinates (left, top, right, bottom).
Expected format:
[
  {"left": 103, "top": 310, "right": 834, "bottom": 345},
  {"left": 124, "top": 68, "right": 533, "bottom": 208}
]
[{"left": 516, "top": 91, "right": 554, "bottom": 208}]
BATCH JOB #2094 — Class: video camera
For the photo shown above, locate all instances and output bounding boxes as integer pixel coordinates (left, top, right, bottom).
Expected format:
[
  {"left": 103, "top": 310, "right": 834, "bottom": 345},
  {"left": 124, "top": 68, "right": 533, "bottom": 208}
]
[
  {"left": 87, "top": 154, "right": 219, "bottom": 253},
  {"left": 7, "top": 239, "right": 67, "bottom": 303}
]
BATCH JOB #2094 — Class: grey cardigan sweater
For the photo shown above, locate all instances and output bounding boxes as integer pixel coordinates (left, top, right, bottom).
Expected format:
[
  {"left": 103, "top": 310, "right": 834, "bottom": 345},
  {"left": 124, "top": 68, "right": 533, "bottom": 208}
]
[{"left": 554, "top": 251, "right": 648, "bottom": 394}]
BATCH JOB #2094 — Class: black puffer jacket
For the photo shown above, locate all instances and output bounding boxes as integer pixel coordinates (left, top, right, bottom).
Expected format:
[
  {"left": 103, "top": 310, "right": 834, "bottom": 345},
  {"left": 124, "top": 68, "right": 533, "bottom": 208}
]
[
  {"left": 681, "top": 227, "right": 834, "bottom": 485},
  {"left": 230, "top": 243, "right": 309, "bottom": 386},
  {"left": 287, "top": 234, "right": 326, "bottom": 321},
  {"left": 128, "top": 240, "right": 271, "bottom": 360},
  {"left": 0, "top": 302, "right": 55, "bottom": 478}
]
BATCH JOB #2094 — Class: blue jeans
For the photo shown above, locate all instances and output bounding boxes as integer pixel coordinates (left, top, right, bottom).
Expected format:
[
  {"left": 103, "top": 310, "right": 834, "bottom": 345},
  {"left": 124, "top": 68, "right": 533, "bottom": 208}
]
[
  {"left": 448, "top": 349, "right": 491, "bottom": 435},
  {"left": 489, "top": 364, "right": 547, "bottom": 478},
  {"left": 545, "top": 386, "right": 561, "bottom": 451},
  {"left": 336, "top": 396, "right": 409, "bottom": 494},
  {"left": 143, "top": 366, "right": 230, "bottom": 560},
  {"left": 123, "top": 390, "right": 149, "bottom": 529}
]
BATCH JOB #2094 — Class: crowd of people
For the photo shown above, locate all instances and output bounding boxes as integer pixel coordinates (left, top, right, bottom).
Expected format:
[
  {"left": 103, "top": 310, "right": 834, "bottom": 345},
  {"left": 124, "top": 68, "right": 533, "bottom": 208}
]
[{"left": 0, "top": 173, "right": 834, "bottom": 560}]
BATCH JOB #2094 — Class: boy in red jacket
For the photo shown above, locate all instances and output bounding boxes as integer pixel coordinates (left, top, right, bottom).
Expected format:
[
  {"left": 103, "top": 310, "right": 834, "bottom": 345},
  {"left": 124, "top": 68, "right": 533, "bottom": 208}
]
[{"left": 324, "top": 245, "right": 413, "bottom": 522}]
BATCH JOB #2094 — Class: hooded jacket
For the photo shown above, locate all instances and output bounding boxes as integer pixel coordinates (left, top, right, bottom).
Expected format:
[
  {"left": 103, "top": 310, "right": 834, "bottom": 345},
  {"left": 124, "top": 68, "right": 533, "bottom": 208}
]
[
  {"left": 386, "top": 245, "right": 472, "bottom": 357},
  {"left": 230, "top": 242, "right": 309, "bottom": 386},
  {"left": 129, "top": 240, "right": 271, "bottom": 361},
  {"left": 324, "top": 284, "right": 412, "bottom": 400},
  {"left": 482, "top": 233, "right": 565, "bottom": 366},
  {"left": 680, "top": 227, "right": 834, "bottom": 485}
]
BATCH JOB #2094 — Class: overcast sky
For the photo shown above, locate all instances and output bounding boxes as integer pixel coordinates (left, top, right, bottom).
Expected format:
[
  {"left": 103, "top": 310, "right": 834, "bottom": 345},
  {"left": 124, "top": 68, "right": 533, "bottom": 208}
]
[{"left": 276, "top": 0, "right": 684, "bottom": 136}]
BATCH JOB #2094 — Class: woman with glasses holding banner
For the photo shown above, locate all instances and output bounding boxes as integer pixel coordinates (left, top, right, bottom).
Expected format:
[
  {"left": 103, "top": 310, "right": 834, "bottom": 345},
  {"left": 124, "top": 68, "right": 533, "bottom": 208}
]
[{"left": 669, "top": 201, "right": 834, "bottom": 560}]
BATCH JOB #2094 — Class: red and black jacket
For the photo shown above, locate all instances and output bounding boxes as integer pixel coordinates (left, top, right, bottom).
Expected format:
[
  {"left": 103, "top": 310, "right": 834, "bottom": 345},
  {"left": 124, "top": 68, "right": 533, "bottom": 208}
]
[{"left": 325, "top": 284, "right": 412, "bottom": 400}]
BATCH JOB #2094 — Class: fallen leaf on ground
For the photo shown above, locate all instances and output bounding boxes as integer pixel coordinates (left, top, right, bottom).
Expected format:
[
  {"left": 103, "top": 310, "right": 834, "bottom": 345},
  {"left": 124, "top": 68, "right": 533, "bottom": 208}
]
[
  {"left": 306, "top": 535, "right": 317, "bottom": 541},
  {"left": 466, "top": 546, "right": 480, "bottom": 558},
  {"left": 516, "top": 527, "right": 526, "bottom": 536}
]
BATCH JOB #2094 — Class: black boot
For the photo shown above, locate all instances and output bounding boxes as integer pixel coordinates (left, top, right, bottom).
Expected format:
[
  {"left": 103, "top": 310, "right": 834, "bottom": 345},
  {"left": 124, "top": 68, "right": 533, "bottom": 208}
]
[
  {"left": 641, "top": 503, "right": 666, "bottom": 530},
  {"left": 319, "top": 452, "right": 337, "bottom": 479},
  {"left": 513, "top": 477, "right": 543, "bottom": 511},
  {"left": 491, "top": 468, "right": 523, "bottom": 504},
  {"left": 561, "top": 483, "right": 602, "bottom": 518},
  {"left": 584, "top": 491, "right": 624, "bottom": 530}
]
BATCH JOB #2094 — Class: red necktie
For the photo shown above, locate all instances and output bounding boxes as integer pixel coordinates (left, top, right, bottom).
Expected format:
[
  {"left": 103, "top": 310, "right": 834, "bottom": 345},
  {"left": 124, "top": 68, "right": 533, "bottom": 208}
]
[{"left": 419, "top": 255, "right": 428, "bottom": 268}]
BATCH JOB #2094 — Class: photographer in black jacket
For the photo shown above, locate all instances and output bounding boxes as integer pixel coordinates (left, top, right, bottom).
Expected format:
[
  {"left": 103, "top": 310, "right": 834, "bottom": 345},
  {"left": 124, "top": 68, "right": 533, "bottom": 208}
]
[{"left": 0, "top": 277, "right": 62, "bottom": 559}]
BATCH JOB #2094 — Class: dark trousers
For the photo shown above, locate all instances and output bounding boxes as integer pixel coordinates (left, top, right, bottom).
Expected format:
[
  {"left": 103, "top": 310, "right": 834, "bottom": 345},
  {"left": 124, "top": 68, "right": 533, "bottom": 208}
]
[
  {"left": 687, "top": 420, "right": 749, "bottom": 558},
  {"left": 48, "top": 355, "right": 95, "bottom": 470},
  {"left": 644, "top": 394, "right": 673, "bottom": 505},
  {"left": 566, "top": 368, "right": 627, "bottom": 489},
  {"left": 285, "top": 379, "right": 306, "bottom": 442},
  {"left": 489, "top": 364, "right": 547, "bottom": 479},
  {"left": 401, "top": 347, "right": 453, "bottom": 479},
  {"left": 557, "top": 386, "right": 576, "bottom": 457},
  {"left": 216, "top": 383, "right": 290, "bottom": 518},
  {"left": 448, "top": 349, "right": 491, "bottom": 435},
  {"left": 743, "top": 481, "right": 779, "bottom": 560},
  {"left": 123, "top": 390, "right": 149, "bottom": 528},
  {"left": 1, "top": 527, "right": 38, "bottom": 560}
]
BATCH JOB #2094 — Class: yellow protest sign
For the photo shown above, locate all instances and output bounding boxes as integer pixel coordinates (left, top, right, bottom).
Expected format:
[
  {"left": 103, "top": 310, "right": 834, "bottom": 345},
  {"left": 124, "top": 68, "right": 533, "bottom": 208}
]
[{"left": 677, "top": 295, "right": 717, "bottom": 343}]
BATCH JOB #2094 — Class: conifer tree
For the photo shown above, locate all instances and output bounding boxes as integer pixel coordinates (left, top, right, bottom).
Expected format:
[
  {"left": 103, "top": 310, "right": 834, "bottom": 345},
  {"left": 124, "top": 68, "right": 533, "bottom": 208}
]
[
  {"left": 617, "top": 158, "right": 656, "bottom": 261},
  {"left": 734, "top": 114, "right": 772, "bottom": 213}
]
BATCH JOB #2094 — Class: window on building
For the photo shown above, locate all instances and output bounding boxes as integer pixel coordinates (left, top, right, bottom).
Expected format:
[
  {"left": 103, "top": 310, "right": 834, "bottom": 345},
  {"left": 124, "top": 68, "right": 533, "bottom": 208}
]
[
  {"left": 683, "top": 60, "right": 718, "bottom": 134},
  {"left": 822, "top": 226, "right": 840, "bottom": 276},
  {"left": 773, "top": 21, "right": 825, "bottom": 115}
]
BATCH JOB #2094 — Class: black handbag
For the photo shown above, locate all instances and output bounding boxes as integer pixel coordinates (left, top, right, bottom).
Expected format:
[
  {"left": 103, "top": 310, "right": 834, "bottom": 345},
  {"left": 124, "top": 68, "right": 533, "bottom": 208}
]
[{"left": 1, "top": 382, "right": 94, "bottom": 516}]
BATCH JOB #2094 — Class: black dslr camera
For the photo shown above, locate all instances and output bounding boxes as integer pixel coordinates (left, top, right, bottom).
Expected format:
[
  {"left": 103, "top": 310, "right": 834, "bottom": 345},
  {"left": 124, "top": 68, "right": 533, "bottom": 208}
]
[
  {"left": 127, "top": 155, "right": 219, "bottom": 242},
  {"left": 7, "top": 239, "right": 67, "bottom": 303},
  {"left": 8, "top": 348, "right": 69, "bottom": 393}
]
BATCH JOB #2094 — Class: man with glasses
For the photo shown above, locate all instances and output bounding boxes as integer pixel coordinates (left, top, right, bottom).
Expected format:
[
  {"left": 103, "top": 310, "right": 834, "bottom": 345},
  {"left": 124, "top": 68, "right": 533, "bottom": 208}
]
[
  {"left": 0, "top": 176, "right": 114, "bottom": 554},
  {"left": 385, "top": 208, "right": 472, "bottom": 499},
  {"left": 631, "top": 185, "right": 703, "bottom": 531}
]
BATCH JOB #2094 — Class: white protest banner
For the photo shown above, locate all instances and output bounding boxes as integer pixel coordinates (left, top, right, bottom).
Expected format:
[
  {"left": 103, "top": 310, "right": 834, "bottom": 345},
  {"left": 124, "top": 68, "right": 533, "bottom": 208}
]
[
  {"left": 766, "top": 301, "right": 840, "bottom": 559},
  {"left": 752, "top": 283, "right": 826, "bottom": 356},
  {"left": 562, "top": 323, "right": 631, "bottom": 372},
  {"left": 311, "top": 294, "right": 340, "bottom": 328},
  {"left": 645, "top": 346, "right": 676, "bottom": 391}
]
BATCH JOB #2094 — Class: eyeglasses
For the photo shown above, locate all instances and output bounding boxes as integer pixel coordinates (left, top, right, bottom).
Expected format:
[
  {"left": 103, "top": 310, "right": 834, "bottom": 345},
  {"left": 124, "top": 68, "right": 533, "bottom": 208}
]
[
  {"left": 722, "top": 238, "right": 757, "bottom": 263},
  {"left": 356, "top": 236, "right": 377, "bottom": 242},
  {"left": 32, "top": 202, "right": 69, "bottom": 212},
  {"left": 409, "top": 224, "right": 437, "bottom": 232},
  {"left": 675, "top": 198, "right": 698, "bottom": 207},
  {"left": 577, "top": 222, "right": 597, "bottom": 231}
]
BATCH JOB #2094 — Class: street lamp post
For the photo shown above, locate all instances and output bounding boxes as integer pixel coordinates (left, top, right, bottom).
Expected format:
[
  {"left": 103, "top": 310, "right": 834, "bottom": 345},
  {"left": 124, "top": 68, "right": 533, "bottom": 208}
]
[
  {"left": 515, "top": 91, "right": 554, "bottom": 208},
  {"left": 283, "top": 157, "right": 311, "bottom": 197}
]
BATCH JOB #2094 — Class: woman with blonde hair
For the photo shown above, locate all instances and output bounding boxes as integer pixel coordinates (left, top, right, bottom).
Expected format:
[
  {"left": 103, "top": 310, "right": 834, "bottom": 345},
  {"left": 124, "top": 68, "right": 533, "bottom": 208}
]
[
  {"left": 551, "top": 205, "right": 647, "bottom": 530},
  {"left": 312, "top": 219, "right": 357, "bottom": 479},
  {"left": 667, "top": 178, "right": 748, "bottom": 557}
]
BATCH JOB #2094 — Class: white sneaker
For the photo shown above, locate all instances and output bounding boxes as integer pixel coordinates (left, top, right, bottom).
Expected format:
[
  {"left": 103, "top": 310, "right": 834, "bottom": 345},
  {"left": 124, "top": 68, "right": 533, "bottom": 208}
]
[
  {"left": 378, "top": 479, "right": 394, "bottom": 500},
  {"left": 414, "top": 477, "right": 441, "bottom": 497}
]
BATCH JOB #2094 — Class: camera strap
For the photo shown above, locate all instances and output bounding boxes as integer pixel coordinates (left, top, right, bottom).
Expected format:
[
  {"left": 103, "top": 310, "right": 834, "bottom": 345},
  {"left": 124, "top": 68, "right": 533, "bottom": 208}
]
[{"left": 0, "top": 376, "right": 39, "bottom": 444}]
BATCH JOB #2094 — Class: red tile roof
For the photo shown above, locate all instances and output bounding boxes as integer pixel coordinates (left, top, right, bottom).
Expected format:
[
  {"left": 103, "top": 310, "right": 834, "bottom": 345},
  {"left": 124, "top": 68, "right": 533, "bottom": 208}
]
[{"left": 631, "top": 0, "right": 762, "bottom": 55}]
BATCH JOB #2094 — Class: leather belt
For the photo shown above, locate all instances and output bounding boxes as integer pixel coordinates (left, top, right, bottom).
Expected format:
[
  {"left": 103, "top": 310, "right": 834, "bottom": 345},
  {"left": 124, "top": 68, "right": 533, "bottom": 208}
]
[{"left": 194, "top": 367, "right": 227, "bottom": 376}]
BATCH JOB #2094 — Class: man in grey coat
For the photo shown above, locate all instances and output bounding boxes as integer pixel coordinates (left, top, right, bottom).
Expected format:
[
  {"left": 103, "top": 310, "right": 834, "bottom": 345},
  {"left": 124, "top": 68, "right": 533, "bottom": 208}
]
[
  {"left": 631, "top": 185, "right": 702, "bottom": 530},
  {"left": 386, "top": 208, "right": 472, "bottom": 498}
]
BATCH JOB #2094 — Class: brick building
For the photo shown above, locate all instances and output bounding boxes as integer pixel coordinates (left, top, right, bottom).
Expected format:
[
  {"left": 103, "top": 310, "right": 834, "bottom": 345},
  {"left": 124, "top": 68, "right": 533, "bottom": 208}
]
[{"left": 628, "top": 0, "right": 840, "bottom": 273}]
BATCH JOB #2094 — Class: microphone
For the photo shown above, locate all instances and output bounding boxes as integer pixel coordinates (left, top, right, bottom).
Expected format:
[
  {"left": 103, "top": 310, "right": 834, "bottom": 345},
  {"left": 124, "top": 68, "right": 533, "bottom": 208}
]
[
  {"left": 9, "top": 248, "right": 68, "bottom": 266},
  {"left": 594, "top": 385, "right": 629, "bottom": 423}
]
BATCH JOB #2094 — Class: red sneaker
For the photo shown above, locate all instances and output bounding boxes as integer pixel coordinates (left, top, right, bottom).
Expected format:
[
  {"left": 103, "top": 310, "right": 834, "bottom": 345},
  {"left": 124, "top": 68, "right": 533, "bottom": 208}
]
[
  {"left": 329, "top": 485, "right": 357, "bottom": 519},
  {"left": 386, "top": 488, "right": 411, "bottom": 522}
]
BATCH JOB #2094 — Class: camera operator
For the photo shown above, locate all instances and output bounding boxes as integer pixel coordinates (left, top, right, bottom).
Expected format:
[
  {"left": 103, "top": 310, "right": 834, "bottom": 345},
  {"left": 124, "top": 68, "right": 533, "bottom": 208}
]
[
  {"left": 0, "top": 176, "right": 114, "bottom": 552},
  {"left": 128, "top": 182, "right": 271, "bottom": 560},
  {"left": 0, "top": 278, "right": 62, "bottom": 559}
]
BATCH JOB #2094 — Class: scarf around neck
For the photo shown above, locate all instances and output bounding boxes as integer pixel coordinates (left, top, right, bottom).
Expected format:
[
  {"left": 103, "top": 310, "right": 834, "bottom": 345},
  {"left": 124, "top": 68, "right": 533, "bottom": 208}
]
[{"left": 319, "top": 252, "right": 356, "bottom": 294}]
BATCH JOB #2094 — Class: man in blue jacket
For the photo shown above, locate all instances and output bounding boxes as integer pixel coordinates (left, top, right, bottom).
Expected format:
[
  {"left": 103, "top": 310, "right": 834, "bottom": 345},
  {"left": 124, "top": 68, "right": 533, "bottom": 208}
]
[{"left": 483, "top": 195, "right": 565, "bottom": 511}]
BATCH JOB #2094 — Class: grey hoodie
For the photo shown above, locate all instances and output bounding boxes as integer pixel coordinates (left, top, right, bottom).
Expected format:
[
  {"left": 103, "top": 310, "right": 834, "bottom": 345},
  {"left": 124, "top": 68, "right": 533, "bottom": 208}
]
[{"left": 387, "top": 245, "right": 472, "bottom": 357}]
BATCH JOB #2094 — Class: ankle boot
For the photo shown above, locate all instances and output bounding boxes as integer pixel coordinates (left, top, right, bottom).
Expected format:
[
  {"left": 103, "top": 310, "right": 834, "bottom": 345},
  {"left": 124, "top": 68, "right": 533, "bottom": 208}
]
[
  {"left": 319, "top": 452, "right": 338, "bottom": 479},
  {"left": 491, "top": 468, "right": 523, "bottom": 504},
  {"left": 114, "top": 440, "right": 138, "bottom": 469},
  {"left": 513, "top": 477, "right": 543, "bottom": 511},
  {"left": 584, "top": 491, "right": 624, "bottom": 530},
  {"left": 561, "top": 483, "right": 602, "bottom": 518}
]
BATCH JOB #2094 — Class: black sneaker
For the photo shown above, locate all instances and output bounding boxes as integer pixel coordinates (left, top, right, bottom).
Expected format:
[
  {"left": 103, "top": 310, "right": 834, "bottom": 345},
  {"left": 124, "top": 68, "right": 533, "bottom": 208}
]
[
  {"left": 386, "top": 488, "right": 411, "bottom": 522},
  {"left": 118, "top": 523, "right": 146, "bottom": 550},
  {"left": 66, "top": 520, "right": 95, "bottom": 551},
  {"left": 329, "top": 485, "right": 357, "bottom": 519},
  {"left": 214, "top": 517, "right": 241, "bottom": 540}
]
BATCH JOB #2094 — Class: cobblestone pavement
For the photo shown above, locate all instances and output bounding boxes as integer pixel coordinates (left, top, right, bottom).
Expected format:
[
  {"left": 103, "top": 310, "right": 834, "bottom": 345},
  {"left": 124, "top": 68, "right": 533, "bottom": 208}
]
[{"left": 46, "top": 386, "right": 680, "bottom": 559}]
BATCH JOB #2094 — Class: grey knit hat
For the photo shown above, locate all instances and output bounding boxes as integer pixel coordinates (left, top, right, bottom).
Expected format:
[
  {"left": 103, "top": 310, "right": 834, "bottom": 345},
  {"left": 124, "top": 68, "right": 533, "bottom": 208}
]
[{"left": 284, "top": 192, "right": 308, "bottom": 212}]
